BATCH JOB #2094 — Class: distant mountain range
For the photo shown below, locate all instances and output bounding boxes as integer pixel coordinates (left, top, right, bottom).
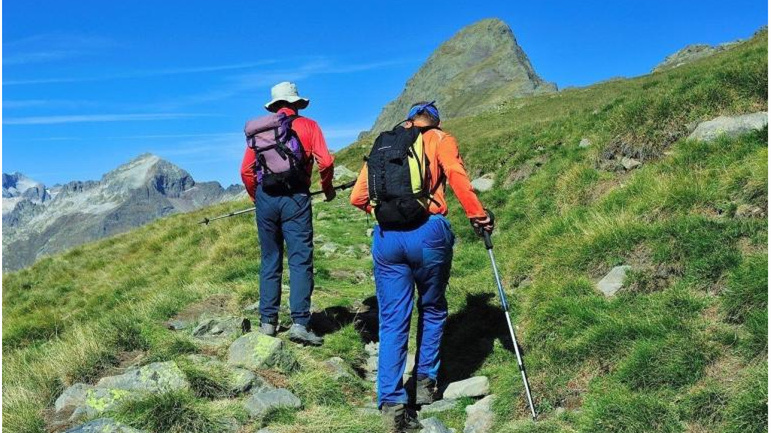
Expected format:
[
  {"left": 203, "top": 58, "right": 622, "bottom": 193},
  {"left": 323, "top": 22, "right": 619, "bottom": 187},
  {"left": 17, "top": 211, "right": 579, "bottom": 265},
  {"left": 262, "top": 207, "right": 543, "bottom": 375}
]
[{"left": 2, "top": 154, "right": 245, "bottom": 271}]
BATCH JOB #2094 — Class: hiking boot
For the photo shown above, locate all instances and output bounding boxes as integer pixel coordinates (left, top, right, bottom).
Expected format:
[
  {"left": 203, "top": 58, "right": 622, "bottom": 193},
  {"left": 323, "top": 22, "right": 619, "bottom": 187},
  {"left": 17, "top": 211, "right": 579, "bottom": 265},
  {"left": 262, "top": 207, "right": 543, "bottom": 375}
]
[
  {"left": 259, "top": 322, "right": 277, "bottom": 337},
  {"left": 415, "top": 376, "right": 437, "bottom": 405},
  {"left": 381, "top": 403, "right": 420, "bottom": 433},
  {"left": 287, "top": 324, "right": 323, "bottom": 346}
]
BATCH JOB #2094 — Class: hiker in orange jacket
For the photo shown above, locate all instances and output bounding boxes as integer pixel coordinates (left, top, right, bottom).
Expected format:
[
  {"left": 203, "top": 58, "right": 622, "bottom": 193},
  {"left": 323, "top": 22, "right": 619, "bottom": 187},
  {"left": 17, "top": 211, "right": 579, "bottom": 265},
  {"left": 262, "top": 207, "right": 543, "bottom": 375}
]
[{"left": 350, "top": 101, "right": 493, "bottom": 431}]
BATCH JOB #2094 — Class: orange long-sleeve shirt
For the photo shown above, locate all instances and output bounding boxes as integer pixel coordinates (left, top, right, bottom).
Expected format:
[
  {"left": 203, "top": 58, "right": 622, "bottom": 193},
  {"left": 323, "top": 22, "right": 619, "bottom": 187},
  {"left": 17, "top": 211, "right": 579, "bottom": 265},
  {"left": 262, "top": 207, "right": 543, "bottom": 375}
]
[
  {"left": 350, "top": 127, "right": 486, "bottom": 219},
  {"left": 240, "top": 107, "right": 334, "bottom": 201}
]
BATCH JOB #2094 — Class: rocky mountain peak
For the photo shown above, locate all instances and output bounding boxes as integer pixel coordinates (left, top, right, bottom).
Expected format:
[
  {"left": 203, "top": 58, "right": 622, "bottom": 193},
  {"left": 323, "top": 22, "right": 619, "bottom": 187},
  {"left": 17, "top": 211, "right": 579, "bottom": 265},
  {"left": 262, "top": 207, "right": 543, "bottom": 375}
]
[{"left": 365, "top": 18, "right": 556, "bottom": 135}]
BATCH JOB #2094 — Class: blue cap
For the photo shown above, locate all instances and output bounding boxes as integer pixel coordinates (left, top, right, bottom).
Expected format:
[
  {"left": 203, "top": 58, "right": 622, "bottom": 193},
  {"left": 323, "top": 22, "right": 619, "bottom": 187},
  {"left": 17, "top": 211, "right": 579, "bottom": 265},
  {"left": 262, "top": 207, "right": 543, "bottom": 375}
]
[{"left": 407, "top": 100, "right": 440, "bottom": 121}]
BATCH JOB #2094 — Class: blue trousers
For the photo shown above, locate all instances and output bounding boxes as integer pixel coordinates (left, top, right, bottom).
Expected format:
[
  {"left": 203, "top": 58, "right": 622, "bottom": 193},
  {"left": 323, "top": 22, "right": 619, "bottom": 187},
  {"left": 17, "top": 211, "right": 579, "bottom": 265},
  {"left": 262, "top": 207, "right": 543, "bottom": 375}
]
[
  {"left": 255, "top": 184, "right": 314, "bottom": 326},
  {"left": 373, "top": 215, "right": 455, "bottom": 407}
]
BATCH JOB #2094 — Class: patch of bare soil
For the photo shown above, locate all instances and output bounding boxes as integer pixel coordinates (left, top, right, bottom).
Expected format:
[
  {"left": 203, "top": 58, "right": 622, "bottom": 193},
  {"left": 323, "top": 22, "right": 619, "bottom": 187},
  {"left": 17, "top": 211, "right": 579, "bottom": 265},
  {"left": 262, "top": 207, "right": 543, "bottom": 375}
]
[{"left": 172, "top": 293, "right": 235, "bottom": 322}]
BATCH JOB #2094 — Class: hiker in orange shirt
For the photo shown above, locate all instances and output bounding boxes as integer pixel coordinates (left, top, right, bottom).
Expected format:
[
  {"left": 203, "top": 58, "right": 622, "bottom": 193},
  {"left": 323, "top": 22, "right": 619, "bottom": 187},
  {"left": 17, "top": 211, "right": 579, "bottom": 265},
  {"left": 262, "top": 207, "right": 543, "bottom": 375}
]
[{"left": 350, "top": 101, "right": 493, "bottom": 432}]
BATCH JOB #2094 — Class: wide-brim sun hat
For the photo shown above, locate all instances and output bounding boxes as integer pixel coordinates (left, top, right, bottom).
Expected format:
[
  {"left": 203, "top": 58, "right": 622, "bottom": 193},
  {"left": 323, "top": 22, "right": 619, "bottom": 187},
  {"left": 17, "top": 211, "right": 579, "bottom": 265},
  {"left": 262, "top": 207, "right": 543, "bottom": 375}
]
[{"left": 265, "top": 81, "right": 310, "bottom": 112}]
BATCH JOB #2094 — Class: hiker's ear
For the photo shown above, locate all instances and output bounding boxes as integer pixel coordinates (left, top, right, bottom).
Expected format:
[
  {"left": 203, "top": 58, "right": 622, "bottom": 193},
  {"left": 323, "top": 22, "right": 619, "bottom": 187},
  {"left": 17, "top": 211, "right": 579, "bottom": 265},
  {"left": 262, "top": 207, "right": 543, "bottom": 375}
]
[{"left": 404, "top": 120, "right": 414, "bottom": 128}]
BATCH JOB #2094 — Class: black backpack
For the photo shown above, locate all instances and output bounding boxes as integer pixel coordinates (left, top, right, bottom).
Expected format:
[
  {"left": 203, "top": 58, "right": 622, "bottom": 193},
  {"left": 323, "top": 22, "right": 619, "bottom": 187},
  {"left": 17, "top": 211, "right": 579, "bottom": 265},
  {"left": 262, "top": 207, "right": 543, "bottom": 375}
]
[{"left": 366, "top": 126, "right": 435, "bottom": 230}]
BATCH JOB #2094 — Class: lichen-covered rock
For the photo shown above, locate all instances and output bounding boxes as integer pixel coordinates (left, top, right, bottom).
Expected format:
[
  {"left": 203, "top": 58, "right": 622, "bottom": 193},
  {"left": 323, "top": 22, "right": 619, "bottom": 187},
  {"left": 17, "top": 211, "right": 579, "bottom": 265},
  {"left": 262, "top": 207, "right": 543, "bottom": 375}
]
[
  {"left": 184, "top": 354, "right": 266, "bottom": 394},
  {"left": 96, "top": 361, "right": 189, "bottom": 393},
  {"left": 80, "top": 387, "right": 133, "bottom": 418},
  {"left": 227, "top": 332, "right": 297, "bottom": 371},
  {"left": 243, "top": 388, "right": 302, "bottom": 418},
  {"left": 63, "top": 417, "right": 146, "bottom": 433},
  {"left": 443, "top": 376, "right": 490, "bottom": 399},
  {"left": 55, "top": 383, "right": 94, "bottom": 413}
]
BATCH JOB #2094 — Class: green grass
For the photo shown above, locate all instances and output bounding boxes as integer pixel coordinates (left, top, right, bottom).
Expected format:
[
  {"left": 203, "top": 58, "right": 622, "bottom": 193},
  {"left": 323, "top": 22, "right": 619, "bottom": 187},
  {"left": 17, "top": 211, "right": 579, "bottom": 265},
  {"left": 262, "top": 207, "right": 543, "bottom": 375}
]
[{"left": 3, "top": 30, "right": 768, "bottom": 433}]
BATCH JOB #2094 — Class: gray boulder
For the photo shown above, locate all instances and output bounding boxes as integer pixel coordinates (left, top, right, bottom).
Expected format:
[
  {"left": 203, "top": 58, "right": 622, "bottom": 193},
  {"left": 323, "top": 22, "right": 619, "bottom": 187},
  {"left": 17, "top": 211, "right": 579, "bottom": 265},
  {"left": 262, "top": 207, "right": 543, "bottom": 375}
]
[
  {"left": 96, "top": 361, "right": 189, "bottom": 393},
  {"left": 55, "top": 383, "right": 93, "bottom": 413},
  {"left": 192, "top": 316, "right": 250, "bottom": 340},
  {"left": 597, "top": 265, "right": 631, "bottom": 296},
  {"left": 64, "top": 418, "right": 147, "bottom": 433},
  {"left": 443, "top": 376, "right": 490, "bottom": 399},
  {"left": 227, "top": 332, "right": 297, "bottom": 371},
  {"left": 420, "top": 417, "right": 455, "bottom": 433},
  {"left": 470, "top": 176, "right": 495, "bottom": 192},
  {"left": 464, "top": 395, "right": 495, "bottom": 433},
  {"left": 421, "top": 398, "right": 458, "bottom": 414},
  {"left": 688, "top": 112, "right": 768, "bottom": 142},
  {"left": 243, "top": 388, "right": 302, "bottom": 418},
  {"left": 621, "top": 157, "right": 642, "bottom": 171},
  {"left": 54, "top": 362, "right": 189, "bottom": 421}
]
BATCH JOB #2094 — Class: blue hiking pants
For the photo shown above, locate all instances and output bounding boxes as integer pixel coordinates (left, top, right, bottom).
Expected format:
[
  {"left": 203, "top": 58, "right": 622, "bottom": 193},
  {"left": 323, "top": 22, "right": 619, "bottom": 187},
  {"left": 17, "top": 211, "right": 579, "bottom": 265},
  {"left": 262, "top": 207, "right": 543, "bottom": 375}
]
[
  {"left": 373, "top": 215, "right": 455, "bottom": 407},
  {"left": 255, "top": 184, "right": 314, "bottom": 326}
]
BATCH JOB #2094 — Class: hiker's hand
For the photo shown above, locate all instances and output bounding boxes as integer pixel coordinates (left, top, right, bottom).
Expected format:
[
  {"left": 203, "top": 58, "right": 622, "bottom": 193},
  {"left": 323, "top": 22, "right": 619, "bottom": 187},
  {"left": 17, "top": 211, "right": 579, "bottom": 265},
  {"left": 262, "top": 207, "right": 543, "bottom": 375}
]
[
  {"left": 324, "top": 188, "right": 337, "bottom": 202},
  {"left": 471, "top": 214, "right": 494, "bottom": 234}
]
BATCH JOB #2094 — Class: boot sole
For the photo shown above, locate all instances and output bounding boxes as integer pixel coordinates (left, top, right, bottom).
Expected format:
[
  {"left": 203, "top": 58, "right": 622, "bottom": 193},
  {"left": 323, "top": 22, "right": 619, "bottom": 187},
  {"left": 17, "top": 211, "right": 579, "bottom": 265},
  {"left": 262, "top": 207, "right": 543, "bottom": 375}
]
[{"left": 288, "top": 334, "right": 323, "bottom": 346}]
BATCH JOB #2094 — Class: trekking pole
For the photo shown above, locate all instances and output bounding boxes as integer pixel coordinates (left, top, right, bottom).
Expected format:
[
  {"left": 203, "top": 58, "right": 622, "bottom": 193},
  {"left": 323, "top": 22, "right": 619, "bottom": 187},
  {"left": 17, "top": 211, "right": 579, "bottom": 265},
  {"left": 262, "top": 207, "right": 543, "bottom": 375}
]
[
  {"left": 198, "top": 180, "right": 357, "bottom": 225},
  {"left": 474, "top": 210, "right": 537, "bottom": 420}
]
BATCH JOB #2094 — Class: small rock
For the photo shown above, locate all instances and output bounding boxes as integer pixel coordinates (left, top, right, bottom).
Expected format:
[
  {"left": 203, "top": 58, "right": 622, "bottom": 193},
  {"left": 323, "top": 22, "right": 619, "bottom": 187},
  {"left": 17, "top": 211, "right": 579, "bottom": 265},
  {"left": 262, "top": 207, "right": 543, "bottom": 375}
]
[
  {"left": 319, "top": 242, "right": 339, "bottom": 256},
  {"left": 443, "top": 376, "right": 490, "bottom": 399},
  {"left": 243, "top": 388, "right": 302, "bottom": 418},
  {"left": 688, "top": 112, "right": 768, "bottom": 142},
  {"left": 227, "top": 332, "right": 297, "bottom": 371},
  {"left": 96, "top": 361, "right": 189, "bottom": 393},
  {"left": 470, "top": 176, "right": 495, "bottom": 192},
  {"left": 192, "top": 316, "right": 250, "bottom": 340},
  {"left": 323, "top": 357, "right": 353, "bottom": 380},
  {"left": 165, "top": 319, "right": 189, "bottom": 331},
  {"left": 621, "top": 157, "right": 642, "bottom": 171},
  {"left": 579, "top": 138, "right": 591, "bottom": 148},
  {"left": 243, "top": 301, "right": 260, "bottom": 313},
  {"left": 365, "top": 355, "right": 379, "bottom": 373},
  {"left": 554, "top": 407, "right": 566, "bottom": 416},
  {"left": 597, "top": 265, "right": 631, "bottom": 296},
  {"left": 420, "top": 417, "right": 454, "bottom": 433},
  {"left": 365, "top": 341, "right": 380, "bottom": 356},
  {"left": 63, "top": 418, "right": 147, "bottom": 433},
  {"left": 366, "top": 228, "right": 375, "bottom": 237},
  {"left": 420, "top": 399, "right": 457, "bottom": 414},
  {"left": 464, "top": 395, "right": 495, "bottom": 433}
]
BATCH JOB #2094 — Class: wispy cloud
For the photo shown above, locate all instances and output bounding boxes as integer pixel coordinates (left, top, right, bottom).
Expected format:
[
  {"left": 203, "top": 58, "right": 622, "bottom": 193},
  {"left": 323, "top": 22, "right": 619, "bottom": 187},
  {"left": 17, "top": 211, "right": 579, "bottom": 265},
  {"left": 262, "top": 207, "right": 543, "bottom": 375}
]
[
  {"left": 3, "top": 113, "right": 211, "bottom": 125},
  {"left": 151, "top": 57, "right": 413, "bottom": 110},
  {"left": 3, "top": 34, "right": 115, "bottom": 66},
  {"left": 3, "top": 60, "right": 279, "bottom": 86}
]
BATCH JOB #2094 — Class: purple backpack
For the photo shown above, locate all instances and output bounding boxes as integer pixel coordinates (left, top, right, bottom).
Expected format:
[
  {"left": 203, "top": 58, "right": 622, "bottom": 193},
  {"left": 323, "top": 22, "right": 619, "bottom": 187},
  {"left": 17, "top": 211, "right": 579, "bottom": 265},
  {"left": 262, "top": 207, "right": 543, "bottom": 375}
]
[{"left": 244, "top": 112, "right": 307, "bottom": 194}]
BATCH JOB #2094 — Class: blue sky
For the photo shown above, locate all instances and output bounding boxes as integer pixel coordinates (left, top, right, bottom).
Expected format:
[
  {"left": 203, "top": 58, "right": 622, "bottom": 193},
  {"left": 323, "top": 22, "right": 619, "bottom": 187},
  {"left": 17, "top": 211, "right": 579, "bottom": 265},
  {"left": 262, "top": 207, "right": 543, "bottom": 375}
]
[{"left": 3, "top": 0, "right": 767, "bottom": 187}]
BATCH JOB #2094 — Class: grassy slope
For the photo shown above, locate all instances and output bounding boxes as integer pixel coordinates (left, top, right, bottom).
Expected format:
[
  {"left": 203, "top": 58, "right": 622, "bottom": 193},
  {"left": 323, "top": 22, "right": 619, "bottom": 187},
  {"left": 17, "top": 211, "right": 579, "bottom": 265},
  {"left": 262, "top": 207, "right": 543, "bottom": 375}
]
[{"left": 3, "top": 31, "right": 768, "bottom": 433}]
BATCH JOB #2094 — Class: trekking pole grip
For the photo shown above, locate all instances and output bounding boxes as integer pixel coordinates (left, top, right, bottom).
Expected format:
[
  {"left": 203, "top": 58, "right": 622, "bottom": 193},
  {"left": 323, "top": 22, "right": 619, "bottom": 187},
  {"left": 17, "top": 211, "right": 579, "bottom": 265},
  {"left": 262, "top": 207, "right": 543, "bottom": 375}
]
[{"left": 483, "top": 231, "right": 493, "bottom": 250}]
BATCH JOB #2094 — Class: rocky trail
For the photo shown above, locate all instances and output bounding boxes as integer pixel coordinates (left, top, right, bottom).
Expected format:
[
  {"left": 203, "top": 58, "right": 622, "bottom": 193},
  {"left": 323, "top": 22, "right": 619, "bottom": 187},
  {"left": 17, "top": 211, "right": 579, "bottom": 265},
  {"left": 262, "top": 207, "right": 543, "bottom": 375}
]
[{"left": 51, "top": 292, "right": 501, "bottom": 433}]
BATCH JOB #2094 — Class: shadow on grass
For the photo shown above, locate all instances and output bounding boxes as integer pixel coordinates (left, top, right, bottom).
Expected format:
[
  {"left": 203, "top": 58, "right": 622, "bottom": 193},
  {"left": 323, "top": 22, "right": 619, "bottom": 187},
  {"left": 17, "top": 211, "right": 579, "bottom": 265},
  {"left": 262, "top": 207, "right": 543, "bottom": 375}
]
[
  {"left": 439, "top": 293, "right": 514, "bottom": 385},
  {"left": 309, "top": 296, "right": 379, "bottom": 342}
]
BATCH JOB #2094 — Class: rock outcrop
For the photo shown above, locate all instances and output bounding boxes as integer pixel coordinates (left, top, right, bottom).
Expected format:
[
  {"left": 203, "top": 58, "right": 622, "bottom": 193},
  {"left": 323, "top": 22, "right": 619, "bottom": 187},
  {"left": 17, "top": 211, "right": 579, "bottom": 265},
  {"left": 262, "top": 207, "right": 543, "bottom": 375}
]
[
  {"left": 688, "top": 112, "right": 768, "bottom": 142},
  {"left": 365, "top": 18, "right": 556, "bottom": 136},
  {"left": 2, "top": 154, "right": 245, "bottom": 271}
]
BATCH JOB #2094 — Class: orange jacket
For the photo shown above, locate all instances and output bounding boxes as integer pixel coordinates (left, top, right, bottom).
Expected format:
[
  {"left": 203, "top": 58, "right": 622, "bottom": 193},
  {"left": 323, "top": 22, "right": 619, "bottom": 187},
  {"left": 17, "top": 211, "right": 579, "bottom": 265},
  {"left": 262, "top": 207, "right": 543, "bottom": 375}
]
[{"left": 350, "top": 127, "right": 486, "bottom": 219}]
